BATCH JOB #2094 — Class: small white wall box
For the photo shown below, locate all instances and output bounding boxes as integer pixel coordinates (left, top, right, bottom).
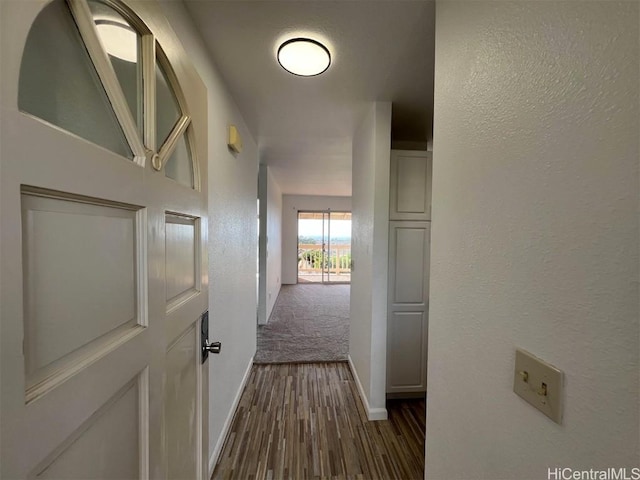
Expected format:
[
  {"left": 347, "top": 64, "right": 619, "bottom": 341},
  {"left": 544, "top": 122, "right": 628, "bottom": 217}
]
[{"left": 228, "top": 125, "right": 243, "bottom": 153}]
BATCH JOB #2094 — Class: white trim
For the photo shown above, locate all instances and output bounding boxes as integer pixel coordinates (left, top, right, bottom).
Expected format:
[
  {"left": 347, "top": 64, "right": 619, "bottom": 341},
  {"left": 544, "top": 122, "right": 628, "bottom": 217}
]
[
  {"left": 155, "top": 115, "right": 191, "bottom": 171},
  {"left": 208, "top": 356, "right": 254, "bottom": 477},
  {"left": 138, "top": 366, "right": 150, "bottom": 480},
  {"left": 136, "top": 208, "right": 148, "bottom": 327},
  {"left": 67, "top": 0, "right": 147, "bottom": 165},
  {"left": 348, "top": 355, "right": 388, "bottom": 421},
  {"left": 141, "top": 35, "right": 156, "bottom": 151},
  {"left": 194, "top": 322, "right": 203, "bottom": 480}
]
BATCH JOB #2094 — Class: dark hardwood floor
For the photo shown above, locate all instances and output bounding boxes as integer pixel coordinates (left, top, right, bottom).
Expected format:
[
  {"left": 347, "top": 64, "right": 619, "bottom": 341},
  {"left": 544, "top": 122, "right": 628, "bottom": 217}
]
[{"left": 212, "top": 362, "right": 425, "bottom": 480}]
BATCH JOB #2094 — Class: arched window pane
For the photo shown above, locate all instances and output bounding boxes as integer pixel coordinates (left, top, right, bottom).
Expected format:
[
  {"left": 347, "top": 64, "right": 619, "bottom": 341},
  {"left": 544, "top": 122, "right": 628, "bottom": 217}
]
[
  {"left": 18, "top": 0, "right": 132, "bottom": 159},
  {"left": 87, "top": 0, "right": 142, "bottom": 134},
  {"left": 165, "top": 132, "right": 194, "bottom": 188},
  {"left": 156, "top": 59, "right": 181, "bottom": 147}
]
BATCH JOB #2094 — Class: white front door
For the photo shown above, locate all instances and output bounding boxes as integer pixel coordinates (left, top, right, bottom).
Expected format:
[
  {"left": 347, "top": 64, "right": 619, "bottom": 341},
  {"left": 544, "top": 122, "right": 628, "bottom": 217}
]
[{"left": 1, "top": 1, "right": 209, "bottom": 478}]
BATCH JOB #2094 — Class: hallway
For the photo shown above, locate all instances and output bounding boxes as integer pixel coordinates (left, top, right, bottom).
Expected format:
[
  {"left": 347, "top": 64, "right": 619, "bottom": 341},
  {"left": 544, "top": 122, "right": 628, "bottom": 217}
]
[
  {"left": 212, "top": 363, "right": 425, "bottom": 480},
  {"left": 2, "top": 1, "right": 637, "bottom": 478},
  {"left": 255, "top": 284, "right": 350, "bottom": 363}
]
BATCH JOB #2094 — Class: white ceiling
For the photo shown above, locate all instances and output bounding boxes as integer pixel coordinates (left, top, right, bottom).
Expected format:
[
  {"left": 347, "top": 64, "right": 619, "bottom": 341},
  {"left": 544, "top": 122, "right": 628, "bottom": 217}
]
[{"left": 184, "top": 0, "right": 435, "bottom": 196}]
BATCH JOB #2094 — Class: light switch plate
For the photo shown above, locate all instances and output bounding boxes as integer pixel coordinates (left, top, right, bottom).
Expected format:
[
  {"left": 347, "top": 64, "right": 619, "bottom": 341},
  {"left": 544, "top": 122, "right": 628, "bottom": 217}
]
[{"left": 513, "top": 348, "right": 564, "bottom": 424}]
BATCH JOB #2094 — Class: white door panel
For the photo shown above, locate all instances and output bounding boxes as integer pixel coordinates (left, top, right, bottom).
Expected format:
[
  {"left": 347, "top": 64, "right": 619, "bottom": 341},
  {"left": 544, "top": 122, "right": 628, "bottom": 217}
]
[
  {"left": 31, "top": 372, "right": 146, "bottom": 479},
  {"left": 387, "top": 221, "right": 430, "bottom": 394},
  {"left": 1, "top": 1, "right": 209, "bottom": 478},
  {"left": 389, "top": 150, "right": 432, "bottom": 221},
  {"left": 387, "top": 312, "right": 427, "bottom": 390},
  {"left": 392, "top": 226, "right": 428, "bottom": 304},
  {"left": 165, "top": 213, "right": 199, "bottom": 309},
  {"left": 22, "top": 192, "right": 140, "bottom": 379}
]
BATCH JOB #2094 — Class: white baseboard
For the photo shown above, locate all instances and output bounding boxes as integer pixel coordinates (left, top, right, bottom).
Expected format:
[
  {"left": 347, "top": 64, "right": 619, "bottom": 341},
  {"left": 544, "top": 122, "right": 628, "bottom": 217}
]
[
  {"left": 347, "top": 355, "right": 388, "bottom": 421},
  {"left": 368, "top": 407, "right": 388, "bottom": 421},
  {"left": 208, "top": 356, "right": 254, "bottom": 477}
]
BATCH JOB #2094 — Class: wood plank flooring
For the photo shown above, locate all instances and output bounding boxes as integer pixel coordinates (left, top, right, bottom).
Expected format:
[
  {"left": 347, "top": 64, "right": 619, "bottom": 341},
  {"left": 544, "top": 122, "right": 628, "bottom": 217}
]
[{"left": 212, "top": 363, "right": 425, "bottom": 480}]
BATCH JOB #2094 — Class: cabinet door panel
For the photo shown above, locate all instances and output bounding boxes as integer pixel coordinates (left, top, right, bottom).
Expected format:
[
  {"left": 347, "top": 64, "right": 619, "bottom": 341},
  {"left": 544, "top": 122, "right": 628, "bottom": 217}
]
[
  {"left": 389, "top": 151, "right": 432, "bottom": 221},
  {"left": 387, "top": 221, "right": 430, "bottom": 393},
  {"left": 387, "top": 312, "right": 427, "bottom": 390},
  {"left": 392, "top": 226, "right": 428, "bottom": 304}
]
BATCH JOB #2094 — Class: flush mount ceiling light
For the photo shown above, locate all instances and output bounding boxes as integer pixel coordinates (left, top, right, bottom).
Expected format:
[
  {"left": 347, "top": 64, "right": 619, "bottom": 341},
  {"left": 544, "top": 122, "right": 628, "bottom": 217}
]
[
  {"left": 277, "top": 38, "right": 331, "bottom": 77},
  {"left": 95, "top": 20, "right": 138, "bottom": 62}
]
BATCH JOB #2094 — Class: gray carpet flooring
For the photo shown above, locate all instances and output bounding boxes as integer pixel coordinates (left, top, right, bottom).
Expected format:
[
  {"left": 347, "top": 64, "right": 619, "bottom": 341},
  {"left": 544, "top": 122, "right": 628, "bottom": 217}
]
[{"left": 254, "top": 284, "right": 350, "bottom": 363}]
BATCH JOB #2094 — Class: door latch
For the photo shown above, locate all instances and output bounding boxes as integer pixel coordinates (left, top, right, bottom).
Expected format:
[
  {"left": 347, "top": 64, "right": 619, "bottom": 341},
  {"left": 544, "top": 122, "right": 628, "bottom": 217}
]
[
  {"left": 201, "top": 311, "right": 222, "bottom": 363},
  {"left": 203, "top": 340, "right": 221, "bottom": 355}
]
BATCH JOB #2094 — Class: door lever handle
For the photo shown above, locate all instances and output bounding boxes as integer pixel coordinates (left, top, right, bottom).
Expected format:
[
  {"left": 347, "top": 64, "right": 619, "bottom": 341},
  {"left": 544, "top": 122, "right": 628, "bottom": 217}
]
[{"left": 203, "top": 340, "right": 221, "bottom": 355}]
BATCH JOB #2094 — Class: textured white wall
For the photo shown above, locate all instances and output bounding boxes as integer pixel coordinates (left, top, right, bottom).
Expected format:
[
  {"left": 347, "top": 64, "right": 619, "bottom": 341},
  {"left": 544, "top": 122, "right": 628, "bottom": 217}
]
[
  {"left": 350, "top": 109, "right": 375, "bottom": 405},
  {"left": 265, "top": 167, "right": 282, "bottom": 320},
  {"left": 427, "top": 2, "right": 639, "bottom": 479},
  {"left": 258, "top": 165, "right": 282, "bottom": 324},
  {"left": 258, "top": 165, "right": 267, "bottom": 324},
  {"left": 159, "top": 1, "right": 259, "bottom": 473},
  {"left": 281, "top": 195, "right": 352, "bottom": 285},
  {"left": 350, "top": 102, "right": 391, "bottom": 418}
]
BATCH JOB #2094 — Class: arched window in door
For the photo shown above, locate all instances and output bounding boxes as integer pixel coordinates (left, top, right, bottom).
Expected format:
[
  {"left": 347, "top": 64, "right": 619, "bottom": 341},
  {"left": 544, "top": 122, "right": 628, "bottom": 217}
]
[{"left": 18, "top": 0, "right": 197, "bottom": 189}]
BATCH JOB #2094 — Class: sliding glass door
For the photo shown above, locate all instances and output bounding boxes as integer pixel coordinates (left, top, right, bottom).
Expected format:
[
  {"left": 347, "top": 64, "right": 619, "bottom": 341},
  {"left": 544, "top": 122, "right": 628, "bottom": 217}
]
[{"left": 298, "top": 211, "right": 351, "bottom": 284}]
